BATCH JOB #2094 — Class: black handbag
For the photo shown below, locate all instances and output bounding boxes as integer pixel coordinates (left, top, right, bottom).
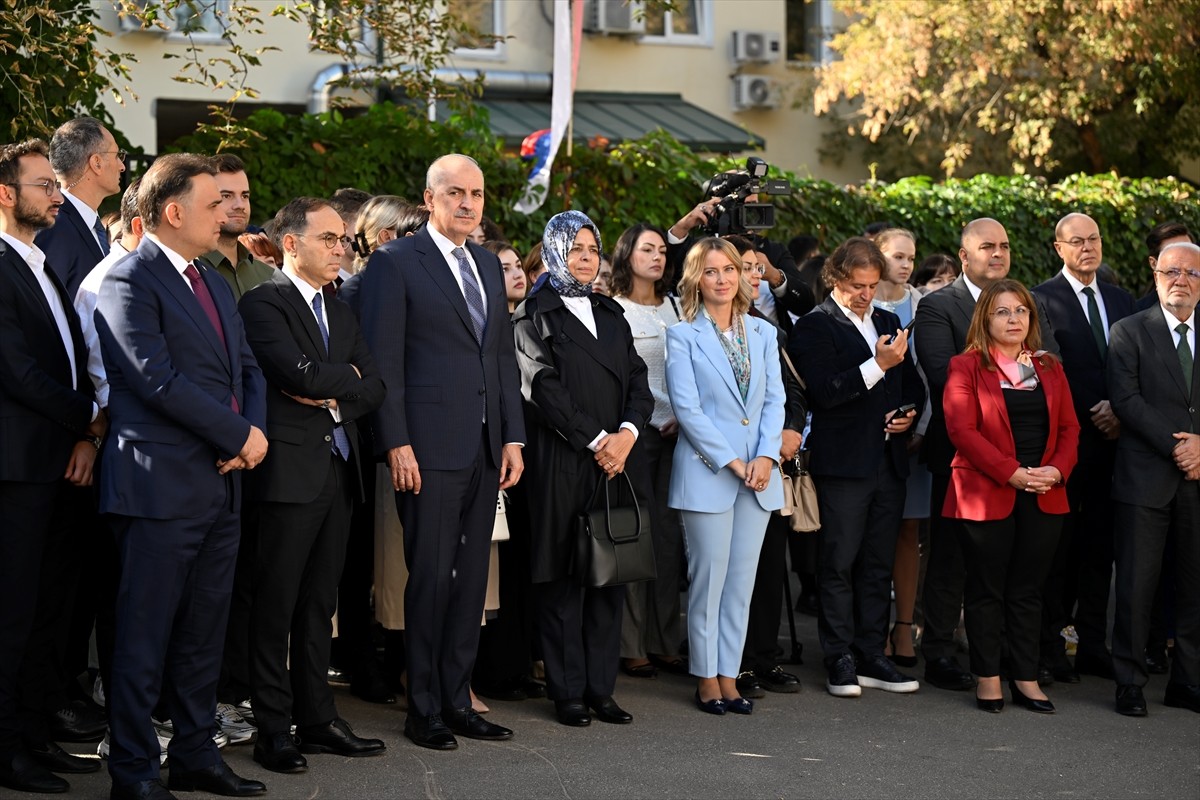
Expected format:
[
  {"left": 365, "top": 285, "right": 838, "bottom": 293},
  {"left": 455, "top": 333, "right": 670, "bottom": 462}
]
[{"left": 574, "top": 471, "right": 656, "bottom": 587}]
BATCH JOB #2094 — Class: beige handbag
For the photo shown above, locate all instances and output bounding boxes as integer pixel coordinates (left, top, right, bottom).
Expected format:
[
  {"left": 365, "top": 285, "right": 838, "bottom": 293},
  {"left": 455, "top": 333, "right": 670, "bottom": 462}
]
[
  {"left": 779, "top": 453, "right": 820, "bottom": 532},
  {"left": 492, "top": 490, "right": 510, "bottom": 542}
]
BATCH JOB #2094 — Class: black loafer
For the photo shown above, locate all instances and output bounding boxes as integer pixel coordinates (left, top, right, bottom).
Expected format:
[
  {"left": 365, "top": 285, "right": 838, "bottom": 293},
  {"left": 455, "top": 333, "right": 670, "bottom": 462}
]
[
  {"left": 167, "top": 760, "right": 266, "bottom": 796},
  {"left": 110, "top": 778, "right": 176, "bottom": 799},
  {"left": 51, "top": 700, "right": 108, "bottom": 743},
  {"left": 252, "top": 732, "right": 307, "bottom": 774},
  {"left": 648, "top": 654, "right": 689, "bottom": 675},
  {"left": 296, "top": 718, "right": 386, "bottom": 757},
  {"left": 1116, "top": 684, "right": 1148, "bottom": 717},
  {"left": 924, "top": 657, "right": 976, "bottom": 691},
  {"left": 1164, "top": 683, "right": 1200, "bottom": 713},
  {"left": 404, "top": 714, "right": 458, "bottom": 750},
  {"left": 522, "top": 679, "right": 547, "bottom": 699},
  {"left": 585, "top": 696, "right": 632, "bottom": 724},
  {"left": 1036, "top": 664, "right": 1055, "bottom": 686},
  {"left": 0, "top": 750, "right": 70, "bottom": 794},
  {"left": 1144, "top": 646, "right": 1169, "bottom": 675},
  {"left": 1074, "top": 651, "right": 1115, "bottom": 679},
  {"left": 474, "top": 677, "right": 527, "bottom": 702},
  {"left": 443, "top": 708, "right": 513, "bottom": 740},
  {"left": 350, "top": 666, "right": 397, "bottom": 705},
  {"left": 28, "top": 740, "right": 101, "bottom": 774},
  {"left": 554, "top": 700, "right": 591, "bottom": 727},
  {"left": 620, "top": 660, "right": 658, "bottom": 679},
  {"left": 755, "top": 666, "right": 801, "bottom": 693},
  {"left": 734, "top": 671, "right": 766, "bottom": 699}
]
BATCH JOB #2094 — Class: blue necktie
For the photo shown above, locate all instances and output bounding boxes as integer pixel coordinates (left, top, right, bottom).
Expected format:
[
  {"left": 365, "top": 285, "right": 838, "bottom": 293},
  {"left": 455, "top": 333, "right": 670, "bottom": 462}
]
[
  {"left": 451, "top": 246, "right": 486, "bottom": 345},
  {"left": 311, "top": 293, "right": 351, "bottom": 460},
  {"left": 92, "top": 216, "right": 110, "bottom": 257}
]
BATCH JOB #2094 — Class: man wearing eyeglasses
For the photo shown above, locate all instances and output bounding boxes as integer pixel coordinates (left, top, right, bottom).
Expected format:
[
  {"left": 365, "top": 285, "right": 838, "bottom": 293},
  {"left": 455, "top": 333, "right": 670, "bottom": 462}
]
[
  {"left": 0, "top": 139, "right": 104, "bottom": 794},
  {"left": 1108, "top": 241, "right": 1200, "bottom": 717},
  {"left": 197, "top": 154, "right": 274, "bottom": 301},
  {"left": 1032, "top": 213, "right": 1135, "bottom": 687},
  {"left": 35, "top": 117, "right": 125, "bottom": 300},
  {"left": 238, "top": 197, "right": 386, "bottom": 773}
]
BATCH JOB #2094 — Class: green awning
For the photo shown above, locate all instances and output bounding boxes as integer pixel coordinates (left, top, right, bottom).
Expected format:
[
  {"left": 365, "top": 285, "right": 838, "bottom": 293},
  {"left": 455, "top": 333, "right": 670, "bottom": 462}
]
[{"left": 440, "top": 92, "right": 764, "bottom": 153}]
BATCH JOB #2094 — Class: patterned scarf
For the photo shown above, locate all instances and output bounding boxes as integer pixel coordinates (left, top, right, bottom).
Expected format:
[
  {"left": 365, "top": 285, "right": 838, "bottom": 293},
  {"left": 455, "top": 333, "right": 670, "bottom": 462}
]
[
  {"left": 994, "top": 348, "right": 1041, "bottom": 391},
  {"left": 540, "top": 210, "right": 601, "bottom": 299},
  {"left": 705, "top": 308, "right": 751, "bottom": 402}
]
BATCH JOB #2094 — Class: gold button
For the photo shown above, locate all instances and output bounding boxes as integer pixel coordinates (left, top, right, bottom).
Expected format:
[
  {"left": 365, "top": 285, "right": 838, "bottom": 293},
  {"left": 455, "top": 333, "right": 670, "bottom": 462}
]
[{"left": 741, "top": 418, "right": 749, "bottom": 426}]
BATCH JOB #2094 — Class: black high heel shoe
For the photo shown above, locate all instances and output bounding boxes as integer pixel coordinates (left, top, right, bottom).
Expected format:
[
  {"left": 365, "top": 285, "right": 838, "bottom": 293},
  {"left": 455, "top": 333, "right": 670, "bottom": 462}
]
[
  {"left": 1009, "top": 681, "right": 1055, "bottom": 714},
  {"left": 887, "top": 621, "right": 918, "bottom": 668},
  {"left": 975, "top": 695, "right": 1004, "bottom": 713}
]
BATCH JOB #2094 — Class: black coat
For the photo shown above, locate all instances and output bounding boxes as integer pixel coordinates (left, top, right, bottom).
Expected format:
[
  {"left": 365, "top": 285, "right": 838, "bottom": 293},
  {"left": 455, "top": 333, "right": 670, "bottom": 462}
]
[{"left": 512, "top": 287, "right": 654, "bottom": 583}]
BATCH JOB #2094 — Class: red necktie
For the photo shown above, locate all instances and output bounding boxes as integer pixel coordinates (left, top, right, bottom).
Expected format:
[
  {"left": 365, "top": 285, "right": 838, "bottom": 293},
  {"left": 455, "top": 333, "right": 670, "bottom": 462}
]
[{"left": 183, "top": 262, "right": 239, "bottom": 413}]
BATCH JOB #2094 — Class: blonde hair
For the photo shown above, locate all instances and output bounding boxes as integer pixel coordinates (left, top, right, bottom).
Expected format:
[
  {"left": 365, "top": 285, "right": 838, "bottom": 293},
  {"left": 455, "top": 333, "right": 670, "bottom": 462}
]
[
  {"left": 678, "top": 237, "right": 753, "bottom": 322},
  {"left": 353, "top": 195, "right": 410, "bottom": 271}
]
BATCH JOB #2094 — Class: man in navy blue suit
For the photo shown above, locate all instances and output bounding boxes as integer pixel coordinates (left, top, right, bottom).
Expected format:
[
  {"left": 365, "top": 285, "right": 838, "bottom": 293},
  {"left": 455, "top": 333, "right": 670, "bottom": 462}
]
[
  {"left": 95, "top": 154, "right": 268, "bottom": 800},
  {"left": 359, "top": 154, "right": 526, "bottom": 751},
  {"left": 1033, "top": 212, "right": 1134, "bottom": 684}
]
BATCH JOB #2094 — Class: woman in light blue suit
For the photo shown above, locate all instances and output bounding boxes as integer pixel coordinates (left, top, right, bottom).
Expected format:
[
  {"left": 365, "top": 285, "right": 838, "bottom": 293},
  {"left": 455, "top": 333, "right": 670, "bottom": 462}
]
[{"left": 666, "top": 237, "right": 785, "bottom": 715}]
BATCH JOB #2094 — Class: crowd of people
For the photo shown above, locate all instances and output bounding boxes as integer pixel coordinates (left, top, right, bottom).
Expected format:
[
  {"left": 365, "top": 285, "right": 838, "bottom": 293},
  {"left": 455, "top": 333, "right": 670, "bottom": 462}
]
[{"left": 0, "top": 116, "right": 1197, "bottom": 799}]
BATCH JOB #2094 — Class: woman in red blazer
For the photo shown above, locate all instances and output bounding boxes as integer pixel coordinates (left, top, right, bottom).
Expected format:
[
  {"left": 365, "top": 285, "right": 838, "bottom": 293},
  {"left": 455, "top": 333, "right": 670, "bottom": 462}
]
[{"left": 944, "top": 279, "right": 1080, "bottom": 715}]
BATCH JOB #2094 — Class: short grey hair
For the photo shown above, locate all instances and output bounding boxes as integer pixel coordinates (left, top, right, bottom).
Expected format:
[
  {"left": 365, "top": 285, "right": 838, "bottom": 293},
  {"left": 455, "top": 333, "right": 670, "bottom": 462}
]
[
  {"left": 1158, "top": 241, "right": 1200, "bottom": 261},
  {"left": 49, "top": 116, "right": 108, "bottom": 180},
  {"left": 425, "top": 154, "right": 481, "bottom": 191}
]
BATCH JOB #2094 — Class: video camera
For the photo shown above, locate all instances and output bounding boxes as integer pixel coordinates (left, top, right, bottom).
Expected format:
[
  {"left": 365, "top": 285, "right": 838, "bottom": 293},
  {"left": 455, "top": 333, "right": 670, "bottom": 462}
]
[{"left": 700, "top": 156, "right": 791, "bottom": 237}]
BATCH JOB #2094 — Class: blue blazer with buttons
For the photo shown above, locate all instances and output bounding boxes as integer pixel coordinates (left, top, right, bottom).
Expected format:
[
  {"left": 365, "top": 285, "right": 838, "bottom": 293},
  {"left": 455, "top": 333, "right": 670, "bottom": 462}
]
[{"left": 665, "top": 313, "right": 785, "bottom": 513}]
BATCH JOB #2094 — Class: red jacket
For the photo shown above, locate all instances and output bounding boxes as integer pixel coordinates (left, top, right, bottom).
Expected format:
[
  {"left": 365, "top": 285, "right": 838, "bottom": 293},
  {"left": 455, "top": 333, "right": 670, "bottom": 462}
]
[{"left": 942, "top": 350, "right": 1080, "bottom": 521}]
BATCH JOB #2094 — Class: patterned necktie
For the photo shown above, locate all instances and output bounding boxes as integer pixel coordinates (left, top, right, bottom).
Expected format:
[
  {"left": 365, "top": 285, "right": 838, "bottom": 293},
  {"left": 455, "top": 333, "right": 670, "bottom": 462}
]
[
  {"left": 183, "top": 262, "right": 238, "bottom": 413},
  {"left": 451, "top": 246, "right": 486, "bottom": 345},
  {"left": 91, "top": 216, "right": 110, "bottom": 257},
  {"left": 1177, "top": 322, "right": 1193, "bottom": 391},
  {"left": 1081, "top": 286, "right": 1107, "bottom": 361},
  {"left": 312, "top": 293, "right": 351, "bottom": 460}
]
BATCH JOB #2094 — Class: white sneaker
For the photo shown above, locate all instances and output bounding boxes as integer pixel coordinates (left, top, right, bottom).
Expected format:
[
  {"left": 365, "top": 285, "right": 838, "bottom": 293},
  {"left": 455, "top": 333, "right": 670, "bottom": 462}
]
[
  {"left": 825, "top": 654, "right": 863, "bottom": 698},
  {"left": 856, "top": 655, "right": 920, "bottom": 693},
  {"left": 97, "top": 731, "right": 110, "bottom": 759},
  {"left": 233, "top": 699, "right": 255, "bottom": 725},
  {"left": 99, "top": 726, "right": 171, "bottom": 765},
  {"left": 216, "top": 702, "right": 257, "bottom": 745}
]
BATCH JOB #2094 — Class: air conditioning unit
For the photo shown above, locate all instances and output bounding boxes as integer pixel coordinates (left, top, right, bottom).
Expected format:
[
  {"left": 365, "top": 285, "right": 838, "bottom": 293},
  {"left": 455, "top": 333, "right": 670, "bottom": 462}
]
[
  {"left": 118, "top": 0, "right": 169, "bottom": 33},
  {"left": 732, "top": 75, "right": 780, "bottom": 112},
  {"left": 583, "top": 0, "right": 646, "bottom": 36},
  {"left": 731, "top": 30, "right": 782, "bottom": 64}
]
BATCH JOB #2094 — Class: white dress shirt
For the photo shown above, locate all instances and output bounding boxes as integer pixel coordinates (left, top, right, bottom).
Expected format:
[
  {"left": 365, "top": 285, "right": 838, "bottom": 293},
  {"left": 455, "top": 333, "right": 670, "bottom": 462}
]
[
  {"left": 1061, "top": 266, "right": 1110, "bottom": 340},
  {"left": 1161, "top": 305, "right": 1197, "bottom": 360},
  {"left": 282, "top": 268, "right": 343, "bottom": 425},
  {"left": 962, "top": 273, "right": 985, "bottom": 302},
  {"left": 833, "top": 297, "right": 886, "bottom": 390},
  {"left": 74, "top": 240, "right": 130, "bottom": 407},
  {"left": 61, "top": 189, "right": 105, "bottom": 252},
  {"left": 426, "top": 223, "right": 488, "bottom": 321}
]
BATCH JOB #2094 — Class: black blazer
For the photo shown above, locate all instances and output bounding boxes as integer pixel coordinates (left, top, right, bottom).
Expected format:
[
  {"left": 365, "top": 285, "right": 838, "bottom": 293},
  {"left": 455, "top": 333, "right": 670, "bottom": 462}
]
[
  {"left": 358, "top": 227, "right": 525, "bottom": 467},
  {"left": 34, "top": 198, "right": 104, "bottom": 300},
  {"left": 1108, "top": 305, "right": 1200, "bottom": 509},
  {"left": 0, "top": 240, "right": 94, "bottom": 482},
  {"left": 750, "top": 306, "right": 807, "bottom": 432},
  {"left": 1032, "top": 272, "right": 1134, "bottom": 433},
  {"left": 238, "top": 271, "right": 385, "bottom": 504},
  {"left": 789, "top": 297, "right": 924, "bottom": 479}
]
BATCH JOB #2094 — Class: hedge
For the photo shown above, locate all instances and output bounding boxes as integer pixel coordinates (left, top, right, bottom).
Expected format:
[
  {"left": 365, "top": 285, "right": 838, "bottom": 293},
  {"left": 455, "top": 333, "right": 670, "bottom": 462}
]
[{"left": 175, "top": 102, "right": 1199, "bottom": 289}]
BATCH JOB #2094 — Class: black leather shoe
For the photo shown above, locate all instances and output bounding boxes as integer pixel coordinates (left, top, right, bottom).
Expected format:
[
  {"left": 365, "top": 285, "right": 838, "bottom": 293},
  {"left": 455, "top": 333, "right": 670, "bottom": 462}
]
[
  {"left": 585, "top": 696, "right": 632, "bottom": 724},
  {"left": 794, "top": 591, "right": 819, "bottom": 617},
  {"left": 297, "top": 718, "right": 386, "bottom": 757},
  {"left": 252, "top": 732, "right": 307, "bottom": 774},
  {"left": 443, "top": 708, "right": 514, "bottom": 740},
  {"left": 1074, "top": 651, "right": 1114, "bottom": 679},
  {"left": 350, "top": 663, "right": 397, "bottom": 705},
  {"left": 1164, "top": 683, "right": 1200, "bottom": 713},
  {"left": 647, "top": 654, "right": 689, "bottom": 675},
  {"left": 404, "top": 714, "right": 458, "bottom": 750},
  {"left": 755, "top": 666, "right": 801, "bottom": 693},
  {"left": 51, "top": 700, "right": 108, "bottom": 743},
  {"left": 975, "top": 696, "right": 1004, "bottom": 713},
  {"left": 1145, "top": 645, "right": 1169, "bottom": 675},
  {"left": 1036, "top": 664, "right": 1054, "bottom": 686},
  {"left": 474, "top": 677, "right": 527, "bottom": 702},
  {"left": 28, "top": 740, "right": 101, "bottom": 774},
  {"left": 734, "top": 671, "right": 767, "bottom": 699},
  {"left": 620, "top": 660, "right": 658, "bottom": 679},
  {"left": 0, "top": 750, "right": 70, "bottom": 793},
  {"left": 167, "top": 760, "right": 266, "bottom": 796},
  {"left": 924, "top": 657, "right": 976, "bottom": 691},
  {"left": 111, "top": 778, "right": 176, "bottom": 799},
  {"left": 1052, "top": 665, "right": 1081, "bottom": 684},
  {"left": 325, "top": 666, "right": 350, "bottom": 686},
  {"left": 1116, "top": 684, "right": 1148, "bottom": 717},
  {"left": 554, "top": 700, "right": 591, "bottom": 727},
  {"left": 522, "top": 679, "right": 547, "bottom": 699},
  {"left": 1009, "top": 682, "right": 1055, "bottom": 714}
]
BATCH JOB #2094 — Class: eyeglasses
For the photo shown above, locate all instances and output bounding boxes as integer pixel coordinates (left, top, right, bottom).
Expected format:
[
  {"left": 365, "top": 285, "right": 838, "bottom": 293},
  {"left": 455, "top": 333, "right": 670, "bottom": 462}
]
[
  {"left": 296, "top": 233, "right": 351, "bottom": 249},
  {"left": 991, "top": 306, "right": 1030, "bottom": 319},
  {"left": 1154, "top": 268, "right": 1200, "bottom": 282},
  {"left": 742, "top": 263, "right": 765, "bottom": 276},
  {"left": 99, "top": 149, "right": 128, "bottom": 162},
  {"left": 3, "top": 180, "right": 62, "bottom": 197},
  {"left": 1056, "top": 235, "right": 1102, "bottom": 248}
]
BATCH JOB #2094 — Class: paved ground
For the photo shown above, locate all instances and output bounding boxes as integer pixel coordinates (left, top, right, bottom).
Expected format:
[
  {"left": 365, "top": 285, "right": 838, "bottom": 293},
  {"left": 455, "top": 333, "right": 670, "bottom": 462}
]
[{"left": 57, "top": 609, "right": 1199, "bottom": 800}]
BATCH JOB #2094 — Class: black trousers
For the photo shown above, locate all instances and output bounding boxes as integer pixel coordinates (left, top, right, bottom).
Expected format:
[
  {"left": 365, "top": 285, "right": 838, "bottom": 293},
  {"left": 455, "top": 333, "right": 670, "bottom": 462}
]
[
  {"left": 535, "top": 578, "right": 624, "bottom": 702},
  {"left": 399, "top": 431, "right": 497, "bottom": 718},
  {"left": 331, "top": 456, "right": 378, "bottom": 678},
  {"left": 815, "top": 460, "right": 905, "bottom": 662},
  {"left": 1112, "top": 483, "right": 1200, "bottom": 688},
  {"left": 742, "top": 513, "right": 793, "bottom": 672},
  {"left": 216, "top": 493, "right": 259, "bottom": 706},
  {"left": 960, "top": 493, "right": 1063, "bottom": 680},
  {"left": 250, "top": 456, "right": 352, "bottom": 735},
  {"left": 920, "top": 472, "right": 967, "bottom": 661}
]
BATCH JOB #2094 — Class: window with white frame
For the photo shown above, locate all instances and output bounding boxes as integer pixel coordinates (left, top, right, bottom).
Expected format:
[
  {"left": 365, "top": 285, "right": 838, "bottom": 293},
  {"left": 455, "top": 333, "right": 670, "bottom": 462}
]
[
  {"left": 785, "top": 0, "right": 833, "bottom": 65},
  {"left": 449, "top": 0, "right": 503, "bottom": 57},
  {"left": 642, "top": 0, "right": 711, "bottom": 46},
  {"left": 167, "top": 0, "right": 231, "bottom": 41}
]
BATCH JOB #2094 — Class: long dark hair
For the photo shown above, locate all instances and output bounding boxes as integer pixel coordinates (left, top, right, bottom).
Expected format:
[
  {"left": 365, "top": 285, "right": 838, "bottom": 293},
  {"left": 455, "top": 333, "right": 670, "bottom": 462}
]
[{"left": 609, "top": 223, "right": 671, "bottom": 299}]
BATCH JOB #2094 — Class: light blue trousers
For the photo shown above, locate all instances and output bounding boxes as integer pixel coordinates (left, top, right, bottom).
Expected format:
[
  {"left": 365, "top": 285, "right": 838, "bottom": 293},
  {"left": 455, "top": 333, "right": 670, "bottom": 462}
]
[{"left": 681, "top": 488, "right": 771, "bottom": 678}]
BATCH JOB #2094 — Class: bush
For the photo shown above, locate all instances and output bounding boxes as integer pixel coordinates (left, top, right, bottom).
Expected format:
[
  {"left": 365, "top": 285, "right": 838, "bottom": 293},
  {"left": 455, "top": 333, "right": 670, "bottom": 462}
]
[{"left": 174, "top": 103, "right": 1199, "bottom": 288}]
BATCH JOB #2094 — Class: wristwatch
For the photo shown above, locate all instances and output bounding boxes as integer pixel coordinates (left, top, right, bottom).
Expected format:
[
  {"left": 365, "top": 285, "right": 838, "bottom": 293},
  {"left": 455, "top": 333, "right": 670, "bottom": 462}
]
[{"left": 87, "top": 436, "right": 102, "bottom": 451}]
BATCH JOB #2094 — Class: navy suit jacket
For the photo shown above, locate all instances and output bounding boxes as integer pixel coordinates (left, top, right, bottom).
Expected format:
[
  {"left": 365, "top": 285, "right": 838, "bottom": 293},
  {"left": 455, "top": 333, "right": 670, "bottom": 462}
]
[
  {"left": 35, "top": 198, "right": 105, "bottom": 300},
  {"left": 358, "top": 226, "right": 525, "bottom": 468},
  {"left": 790, "top": 297, "right": 924, "bottom": 479},
  {"left": 94, "top": 237, "right": 266, "bottom": 519},
  {"left": 1032, "top": 272, "right": 1134, "bottom": 433},
  {"left": 0, "top": 240, "right": 95, "bottom": 482}
]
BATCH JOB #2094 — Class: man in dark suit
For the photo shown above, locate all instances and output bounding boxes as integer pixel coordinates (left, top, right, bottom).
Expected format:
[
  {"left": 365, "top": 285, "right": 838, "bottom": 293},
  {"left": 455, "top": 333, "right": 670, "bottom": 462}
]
[
  {"left": 1108, "top": 241, "right": 1200, "bottom": 717},
  {"left": 36, "top": 116, "right": 125, "bottom": 299},
  {"left": 238, "top": 198, "right": 386, "bottom": 774},
  {"left": 359, "top": 154, "right": 526, "bottom": 750},
  {"left": 914, "top": 217, "right": 1057, "bottom": 692},
  {"left": 790, "top": 237, "right": 925, "bottom": 698},
  {"left": 0, "top": 139, "right": 105, "bottom": 794},
  {"left": 1033, "top": 212, "right": 1134, "bottom": 684},
  {"left": 95, "top": 153, "right": 268, "bottom": 799},
  {"left": 1134, "top": 221, "right": 1194, "bottom": 312}
]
